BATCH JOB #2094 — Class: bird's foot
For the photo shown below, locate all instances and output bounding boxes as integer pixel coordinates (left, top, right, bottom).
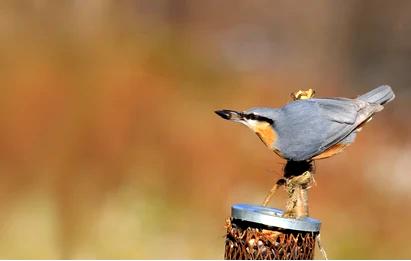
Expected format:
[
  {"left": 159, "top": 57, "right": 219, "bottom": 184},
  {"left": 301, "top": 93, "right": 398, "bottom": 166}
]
[
  {"left": 288, "top": 171, "right": 313, "bottom": 188},
  {"left": 262, "top": 178, "right": 286, "bottom": 207},
  {"left": 262, "top": 167, "right": 315, "bottom": 219}
]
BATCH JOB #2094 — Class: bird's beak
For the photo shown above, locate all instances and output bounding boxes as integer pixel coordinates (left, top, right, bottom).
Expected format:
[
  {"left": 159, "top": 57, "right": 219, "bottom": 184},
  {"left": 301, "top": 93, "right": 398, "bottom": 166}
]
[{"left": 214, "top": 109, "right": 243, "bottom": 121}]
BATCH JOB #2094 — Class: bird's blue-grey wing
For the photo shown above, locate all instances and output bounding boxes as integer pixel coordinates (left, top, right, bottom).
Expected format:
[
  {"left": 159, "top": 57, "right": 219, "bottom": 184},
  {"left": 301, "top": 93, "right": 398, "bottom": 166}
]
[
  {"left": 315, "top": 98, "right": 382, "bottom": 150},
  {"left": 273, "top": 98, "right": 378, "bottom": 161}
]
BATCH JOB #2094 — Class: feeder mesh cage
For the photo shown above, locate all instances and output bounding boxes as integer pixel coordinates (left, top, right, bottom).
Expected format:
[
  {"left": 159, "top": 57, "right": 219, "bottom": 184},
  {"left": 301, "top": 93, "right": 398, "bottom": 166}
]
[{"left": 224, "top": 204, "right": 321, "bottom": 260}]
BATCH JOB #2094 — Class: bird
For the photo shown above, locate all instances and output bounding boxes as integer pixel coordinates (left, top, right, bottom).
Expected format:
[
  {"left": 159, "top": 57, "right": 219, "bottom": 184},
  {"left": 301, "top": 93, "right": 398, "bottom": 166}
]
[{"left": 215, "top": 85, "right": 395, "bottom": 162}]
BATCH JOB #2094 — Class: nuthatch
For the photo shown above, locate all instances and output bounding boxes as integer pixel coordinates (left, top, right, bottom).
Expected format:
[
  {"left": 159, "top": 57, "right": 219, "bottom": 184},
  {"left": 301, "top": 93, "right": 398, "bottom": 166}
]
[{"left": 215, "top": 85, "right": 395, "bottom": 161}]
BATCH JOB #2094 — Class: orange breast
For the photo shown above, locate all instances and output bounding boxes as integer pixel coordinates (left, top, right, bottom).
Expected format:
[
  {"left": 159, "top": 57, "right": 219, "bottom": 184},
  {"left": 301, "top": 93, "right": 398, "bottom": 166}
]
[
  {"left": 252, "top": 123, "right": 287, "bottom": 158},
  {"left": 254, "top": 123, "right": 277, "bottom": 148}
]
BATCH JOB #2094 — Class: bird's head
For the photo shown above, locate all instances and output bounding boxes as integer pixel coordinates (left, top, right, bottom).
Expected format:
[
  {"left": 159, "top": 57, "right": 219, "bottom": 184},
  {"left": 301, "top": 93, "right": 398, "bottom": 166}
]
[
  {"left": 215, "top": 109, "right": 274, "bottom": 124},
  {"left": 214, "top": 108, "right": 275, "bottom": 127},
  {"left": 215, "top": 108, "right": 278, "bottom": 147}
]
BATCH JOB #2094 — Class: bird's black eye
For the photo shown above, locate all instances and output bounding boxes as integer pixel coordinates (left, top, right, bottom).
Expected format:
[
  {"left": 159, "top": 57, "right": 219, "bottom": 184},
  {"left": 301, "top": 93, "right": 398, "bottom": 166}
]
[
  {"left": 245, "top": 113, "right": 274, "bottom": 125},
  {"left": 246, "top": 113, "right": 258, "bottom": 120}
]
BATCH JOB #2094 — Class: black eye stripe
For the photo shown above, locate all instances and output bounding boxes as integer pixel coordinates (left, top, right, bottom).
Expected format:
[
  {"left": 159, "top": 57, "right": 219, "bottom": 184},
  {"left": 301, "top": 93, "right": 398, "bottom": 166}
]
[{"left": 244, "top": 113, "right": 274, "bottom": 125}]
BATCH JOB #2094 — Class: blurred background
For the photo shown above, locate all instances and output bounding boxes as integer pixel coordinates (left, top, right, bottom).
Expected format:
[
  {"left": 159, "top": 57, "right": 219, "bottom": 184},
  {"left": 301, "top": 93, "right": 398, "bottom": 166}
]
[{"left": 0, "top": 0, "right": 410, "bottom": 259}]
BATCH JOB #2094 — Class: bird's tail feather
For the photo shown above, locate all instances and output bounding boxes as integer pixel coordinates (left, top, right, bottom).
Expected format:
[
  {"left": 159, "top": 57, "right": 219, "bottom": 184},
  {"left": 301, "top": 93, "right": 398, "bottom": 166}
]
[{"left": 357, "top": 85, "right": 395, "bottom": 105}]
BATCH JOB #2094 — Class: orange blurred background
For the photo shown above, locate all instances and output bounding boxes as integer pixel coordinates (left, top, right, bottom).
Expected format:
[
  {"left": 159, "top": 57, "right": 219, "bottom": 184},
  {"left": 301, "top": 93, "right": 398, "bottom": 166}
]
[{"left": 0, "top": 0, "right": 410, "bottom": 259}]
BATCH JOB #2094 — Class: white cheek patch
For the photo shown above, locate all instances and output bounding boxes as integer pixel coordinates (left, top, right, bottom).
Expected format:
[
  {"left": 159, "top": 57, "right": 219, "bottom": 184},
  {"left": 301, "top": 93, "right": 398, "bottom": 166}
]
[{"left": 242, "top": 119, "right": 259, "bottom": 129}]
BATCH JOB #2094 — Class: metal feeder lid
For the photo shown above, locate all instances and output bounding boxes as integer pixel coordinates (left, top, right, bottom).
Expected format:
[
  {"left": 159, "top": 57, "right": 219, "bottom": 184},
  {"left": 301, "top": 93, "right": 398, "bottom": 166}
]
[{"left": 231, "top": 204, "right": 321, "bottom": 232}]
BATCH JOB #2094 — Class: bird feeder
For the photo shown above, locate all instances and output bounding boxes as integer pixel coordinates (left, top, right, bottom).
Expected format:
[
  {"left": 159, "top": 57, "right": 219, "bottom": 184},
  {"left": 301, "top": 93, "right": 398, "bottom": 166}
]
[{"left": 224, "top": 204, "right": 321, "bottom": 260}]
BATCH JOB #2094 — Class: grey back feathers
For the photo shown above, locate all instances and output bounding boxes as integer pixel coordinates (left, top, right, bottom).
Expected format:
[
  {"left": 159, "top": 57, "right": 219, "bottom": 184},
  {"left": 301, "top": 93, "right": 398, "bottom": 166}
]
[{"left": 247, "top": 85, "right": 395, "bottom": 161}]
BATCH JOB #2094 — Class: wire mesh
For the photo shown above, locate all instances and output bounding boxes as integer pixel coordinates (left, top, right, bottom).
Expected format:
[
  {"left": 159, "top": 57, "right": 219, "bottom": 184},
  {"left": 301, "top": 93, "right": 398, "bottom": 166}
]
[{"left": 225, "top": 218, "right": 317, "bottom": 260}]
